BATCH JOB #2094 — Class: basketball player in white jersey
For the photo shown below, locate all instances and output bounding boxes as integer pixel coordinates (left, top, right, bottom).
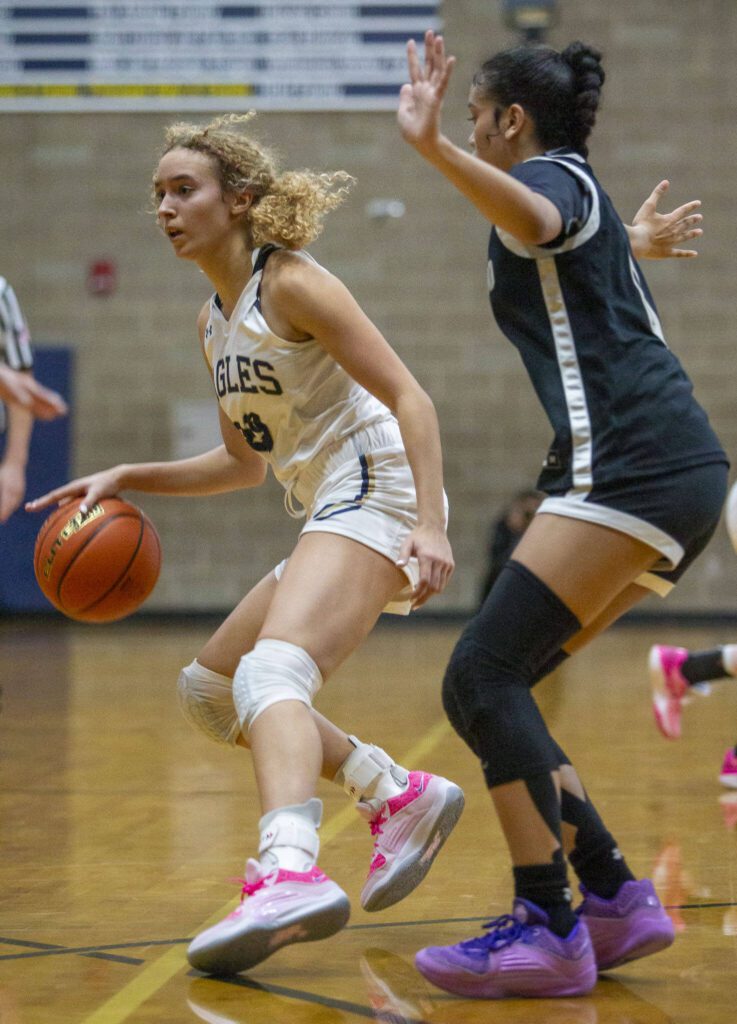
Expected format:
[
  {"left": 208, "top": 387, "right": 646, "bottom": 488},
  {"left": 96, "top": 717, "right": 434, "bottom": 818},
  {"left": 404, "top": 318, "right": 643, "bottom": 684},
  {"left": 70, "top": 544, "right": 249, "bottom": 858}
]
[{"left": 28, "top": 113, "right": 461, "bottom": 975}]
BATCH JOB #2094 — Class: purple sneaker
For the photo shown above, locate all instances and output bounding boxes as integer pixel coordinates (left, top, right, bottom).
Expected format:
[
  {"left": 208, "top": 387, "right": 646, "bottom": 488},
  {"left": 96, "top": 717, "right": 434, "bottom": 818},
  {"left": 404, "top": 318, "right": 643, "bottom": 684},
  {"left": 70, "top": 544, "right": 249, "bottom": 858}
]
[
  {"left": 577, "top": 879, "right": 674, "bottom": 971},
  {"left": 415, "top": 899, "right": 597, "bottom": 999}
]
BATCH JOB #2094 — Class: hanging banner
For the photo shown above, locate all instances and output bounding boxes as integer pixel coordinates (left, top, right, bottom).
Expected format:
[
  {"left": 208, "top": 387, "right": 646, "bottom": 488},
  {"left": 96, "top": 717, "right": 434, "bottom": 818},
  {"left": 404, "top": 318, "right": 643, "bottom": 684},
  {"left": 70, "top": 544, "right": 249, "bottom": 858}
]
[{"left": 0, "top": 1, "right": 441, "bottom": 111}]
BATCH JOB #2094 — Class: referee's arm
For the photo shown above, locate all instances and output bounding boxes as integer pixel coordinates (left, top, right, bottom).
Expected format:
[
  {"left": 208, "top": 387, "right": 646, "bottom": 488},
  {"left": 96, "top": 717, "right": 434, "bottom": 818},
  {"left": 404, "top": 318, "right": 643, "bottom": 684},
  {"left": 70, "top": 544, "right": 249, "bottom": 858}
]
[{"left": 0, "top": 278, "right": 35, "bottom": 521}]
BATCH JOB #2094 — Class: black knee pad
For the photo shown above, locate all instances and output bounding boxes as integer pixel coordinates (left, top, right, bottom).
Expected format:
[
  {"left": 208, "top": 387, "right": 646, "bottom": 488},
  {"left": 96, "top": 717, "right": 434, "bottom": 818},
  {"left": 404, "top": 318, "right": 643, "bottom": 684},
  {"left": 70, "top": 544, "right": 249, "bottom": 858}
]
[{"left": 442, "top": 561, "right": 581, "bottom": 786}]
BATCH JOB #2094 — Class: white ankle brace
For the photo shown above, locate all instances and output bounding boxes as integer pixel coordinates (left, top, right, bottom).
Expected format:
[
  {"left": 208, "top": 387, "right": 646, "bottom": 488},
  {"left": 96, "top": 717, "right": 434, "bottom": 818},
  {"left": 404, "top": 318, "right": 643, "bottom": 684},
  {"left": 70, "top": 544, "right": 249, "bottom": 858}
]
[
  {"left": 258, "top": 798, "right": 322, "bottom": 872},
  {"left": 335, "top": 737, "right": 408, "bottom": 802}
]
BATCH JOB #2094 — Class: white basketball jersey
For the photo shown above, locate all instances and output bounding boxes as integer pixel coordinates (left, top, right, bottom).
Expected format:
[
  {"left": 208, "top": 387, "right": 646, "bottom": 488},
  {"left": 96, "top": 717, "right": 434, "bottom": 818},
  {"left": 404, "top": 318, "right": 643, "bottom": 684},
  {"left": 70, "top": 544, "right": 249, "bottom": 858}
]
[{"left": 203, "top": 246, "right": 393, "bottom": 505}]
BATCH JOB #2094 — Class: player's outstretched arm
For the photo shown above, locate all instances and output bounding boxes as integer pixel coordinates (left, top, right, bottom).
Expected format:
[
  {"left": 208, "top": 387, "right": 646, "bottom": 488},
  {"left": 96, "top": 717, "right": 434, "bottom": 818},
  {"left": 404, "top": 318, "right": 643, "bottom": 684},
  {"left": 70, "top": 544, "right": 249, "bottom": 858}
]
[
  {"left": 627, "top": 180, "right": 703, "bottom": 259},
  {"left": 26, "top": 442, "right": 267, "bottom": 514},
  {"left": 25, "top": 467, "right": 126, "bottom": 512},
  {"left": 398, "top": 30, "right": 561, "bottom": 245}
]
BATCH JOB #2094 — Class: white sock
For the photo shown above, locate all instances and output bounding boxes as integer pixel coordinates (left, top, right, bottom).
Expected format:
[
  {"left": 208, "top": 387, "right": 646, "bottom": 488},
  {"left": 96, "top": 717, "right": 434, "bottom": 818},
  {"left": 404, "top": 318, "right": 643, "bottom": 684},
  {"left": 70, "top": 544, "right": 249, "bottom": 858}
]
[
  {"left": 722, "top": 645, "right": 737, "bottom": 676},
  {"left": 258, "top": 797, "right": 321, "bottom": 873},
  {"left": 334, "top": 736, "right": 408, "bottom": 804}
]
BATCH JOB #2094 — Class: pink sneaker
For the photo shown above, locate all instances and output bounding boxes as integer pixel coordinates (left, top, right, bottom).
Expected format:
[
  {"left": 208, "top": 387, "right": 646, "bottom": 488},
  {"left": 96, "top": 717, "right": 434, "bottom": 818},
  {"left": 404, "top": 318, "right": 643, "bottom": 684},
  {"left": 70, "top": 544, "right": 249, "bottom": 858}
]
[
  {"left": 719, "top": 748, "right": 737, "bottom": 789},
  {"left": 358, "top": 771, "right": 464, "bottom": 912},
  {"left": 187, "top": 859, "right": 350, "bottom": 975},
  {"left": 415, "top": 899, "right": 597, "bottom": 998},
  {"left": 649, "top": 645, "right": 689, "bottom": 739}
]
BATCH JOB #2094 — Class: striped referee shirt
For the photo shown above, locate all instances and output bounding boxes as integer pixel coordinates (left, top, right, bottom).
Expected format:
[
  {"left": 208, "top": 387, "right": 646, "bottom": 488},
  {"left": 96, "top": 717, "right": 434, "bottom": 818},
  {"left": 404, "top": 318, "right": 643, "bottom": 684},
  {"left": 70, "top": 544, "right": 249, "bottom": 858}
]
[
  {"left": 0, "top": 277, "right": 32, "bottom": 371},
  {"left": 0, "top": 277, "right": 33, "bottom": 432}
]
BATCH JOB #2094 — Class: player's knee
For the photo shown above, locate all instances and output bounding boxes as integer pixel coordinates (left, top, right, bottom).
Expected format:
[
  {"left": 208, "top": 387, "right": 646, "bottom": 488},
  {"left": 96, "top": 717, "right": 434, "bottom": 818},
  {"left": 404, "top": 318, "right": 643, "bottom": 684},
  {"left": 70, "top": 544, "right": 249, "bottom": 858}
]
[
  {"left": 443, "top": 561, "right": 581, "bottom": 734},
  {"left": 441, "top": 628, "right": 485, "bottom": 753},
  {"left": 233, "top": 638, "right": 323, "bottom": 732},
  {"left": 177, "top": 660, "right": 241, "bottom": 747},
  {"left": 443, "top": 640, "right": 558, "bottom": 782}
]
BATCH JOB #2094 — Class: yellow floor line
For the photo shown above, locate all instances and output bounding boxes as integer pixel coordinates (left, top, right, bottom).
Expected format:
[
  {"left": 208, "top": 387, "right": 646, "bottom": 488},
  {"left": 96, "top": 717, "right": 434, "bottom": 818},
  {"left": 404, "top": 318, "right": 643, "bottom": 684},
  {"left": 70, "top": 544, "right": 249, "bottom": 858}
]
[{"left": 80, "top": 717, "right": 453, "bottom": 1024}]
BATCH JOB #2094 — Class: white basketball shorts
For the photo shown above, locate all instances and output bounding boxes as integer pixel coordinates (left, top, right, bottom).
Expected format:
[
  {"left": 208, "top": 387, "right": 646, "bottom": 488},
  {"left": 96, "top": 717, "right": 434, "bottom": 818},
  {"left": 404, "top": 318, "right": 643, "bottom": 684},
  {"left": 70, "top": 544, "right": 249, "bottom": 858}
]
[{"left": 274, "top": 420, "right": 447, "bottom": 615}]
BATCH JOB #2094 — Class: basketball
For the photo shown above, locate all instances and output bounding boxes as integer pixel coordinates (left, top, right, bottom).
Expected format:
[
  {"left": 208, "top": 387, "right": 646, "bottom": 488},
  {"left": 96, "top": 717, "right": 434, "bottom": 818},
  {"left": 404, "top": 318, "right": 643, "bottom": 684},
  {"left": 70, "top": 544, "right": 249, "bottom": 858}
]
[{"left": 33, "top": 497, "right": 161, "bottom": 623}]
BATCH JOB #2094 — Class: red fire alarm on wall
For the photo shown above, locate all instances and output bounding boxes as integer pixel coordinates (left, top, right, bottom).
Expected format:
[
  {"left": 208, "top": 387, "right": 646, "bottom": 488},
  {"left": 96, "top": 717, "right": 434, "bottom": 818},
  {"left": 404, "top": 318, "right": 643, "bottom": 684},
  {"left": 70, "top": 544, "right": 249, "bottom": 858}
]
[{"left": 87, "top": 258, "right": 118, "bottom": 296}]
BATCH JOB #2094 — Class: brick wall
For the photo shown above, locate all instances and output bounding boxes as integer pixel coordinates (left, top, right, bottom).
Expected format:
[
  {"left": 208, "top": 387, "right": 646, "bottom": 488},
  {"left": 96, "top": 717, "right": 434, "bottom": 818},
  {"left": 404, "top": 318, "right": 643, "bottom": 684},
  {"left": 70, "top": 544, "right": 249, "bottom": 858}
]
[{"left": 3, "top": 0, "right": 736, "bottom": 613}]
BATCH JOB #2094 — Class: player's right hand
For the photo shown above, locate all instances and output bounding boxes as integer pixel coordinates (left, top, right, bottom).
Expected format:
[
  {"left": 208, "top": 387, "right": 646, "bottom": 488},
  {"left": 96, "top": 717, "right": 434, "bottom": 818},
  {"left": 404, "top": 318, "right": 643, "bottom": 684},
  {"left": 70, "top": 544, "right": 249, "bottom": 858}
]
[{"left": 398, "top": 30, "right": 456, "bottom": 154}]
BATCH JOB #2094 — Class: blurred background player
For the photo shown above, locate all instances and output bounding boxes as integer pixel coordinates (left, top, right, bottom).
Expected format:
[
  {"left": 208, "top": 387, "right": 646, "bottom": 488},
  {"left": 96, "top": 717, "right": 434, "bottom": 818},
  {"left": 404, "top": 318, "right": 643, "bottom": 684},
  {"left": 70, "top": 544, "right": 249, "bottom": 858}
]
[
  {"left": 649, "top": 478, "right": 737, "bottom": 786},
  {"left": 479, "top": 488, "right": 542, "bottom": 605},
  {"left": 649, "top": 642, "right": 737, "bottom": 783}
]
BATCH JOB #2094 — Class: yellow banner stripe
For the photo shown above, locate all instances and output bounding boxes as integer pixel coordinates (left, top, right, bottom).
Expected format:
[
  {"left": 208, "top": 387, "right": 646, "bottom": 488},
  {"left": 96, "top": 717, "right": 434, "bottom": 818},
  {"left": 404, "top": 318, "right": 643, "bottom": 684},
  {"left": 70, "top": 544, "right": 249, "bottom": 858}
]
[{"left": 0, "top": 84, "right": 255, "bottom": 98}]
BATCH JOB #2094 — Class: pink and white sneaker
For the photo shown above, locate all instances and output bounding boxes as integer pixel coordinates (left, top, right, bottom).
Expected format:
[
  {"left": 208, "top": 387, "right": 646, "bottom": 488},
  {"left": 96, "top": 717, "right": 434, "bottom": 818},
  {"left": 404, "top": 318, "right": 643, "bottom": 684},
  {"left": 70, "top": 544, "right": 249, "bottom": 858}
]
[
  {"left": 187, "top": 859, "right": 350, "bottom": 975},
  {"left": 719, "top": 747, "right": 737, "bottom": 789},
  {"left": 649, "top": 645, "right": 690, "bottom": 739},
  {"left": 358, "top": 771, "right": 464, "bottom": 912}
]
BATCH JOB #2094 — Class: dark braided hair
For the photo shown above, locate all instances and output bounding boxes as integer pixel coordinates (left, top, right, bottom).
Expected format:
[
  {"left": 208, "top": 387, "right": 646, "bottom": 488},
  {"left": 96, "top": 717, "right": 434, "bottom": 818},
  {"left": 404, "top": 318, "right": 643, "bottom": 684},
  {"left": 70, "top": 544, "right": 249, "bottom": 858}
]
[{"left": 472, "top": 41, "right": 605, "bottom": 157}]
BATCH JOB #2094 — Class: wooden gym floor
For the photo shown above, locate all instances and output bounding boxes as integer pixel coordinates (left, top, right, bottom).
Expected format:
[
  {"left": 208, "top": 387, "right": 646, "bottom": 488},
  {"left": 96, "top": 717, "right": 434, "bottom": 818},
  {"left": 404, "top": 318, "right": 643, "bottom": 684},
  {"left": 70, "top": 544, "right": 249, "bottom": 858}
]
[{"left": 1, "top": 616, "right": 736, "bottom": 1024}]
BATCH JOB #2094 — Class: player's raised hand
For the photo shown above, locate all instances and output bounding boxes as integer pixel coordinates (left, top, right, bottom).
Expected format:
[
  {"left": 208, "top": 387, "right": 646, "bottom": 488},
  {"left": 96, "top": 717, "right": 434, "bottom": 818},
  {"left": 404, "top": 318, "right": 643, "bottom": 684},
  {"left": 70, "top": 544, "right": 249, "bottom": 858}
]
[
  {"left": 26, "top": 467, "right": 124, "bottom": 514},
  {"left": 398, "top": 29, "right": 456, "bottom": 155},
  {"left": 630, "top": 180, "right": 703, "bottom": 259}
]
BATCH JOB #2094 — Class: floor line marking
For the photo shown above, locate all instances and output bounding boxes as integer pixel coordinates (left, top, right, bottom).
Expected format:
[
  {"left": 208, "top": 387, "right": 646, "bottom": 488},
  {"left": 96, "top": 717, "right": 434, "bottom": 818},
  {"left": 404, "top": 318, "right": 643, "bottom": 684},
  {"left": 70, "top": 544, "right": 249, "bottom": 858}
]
[
  {"left": 78, "top": 717, "right": 453, "bottom": 1024},
  {"left": 4, "top": 895, "right": 733, "bottom": 964},
  {"left": 193, "top": 971, "right": 427, "bottom": 1022}
]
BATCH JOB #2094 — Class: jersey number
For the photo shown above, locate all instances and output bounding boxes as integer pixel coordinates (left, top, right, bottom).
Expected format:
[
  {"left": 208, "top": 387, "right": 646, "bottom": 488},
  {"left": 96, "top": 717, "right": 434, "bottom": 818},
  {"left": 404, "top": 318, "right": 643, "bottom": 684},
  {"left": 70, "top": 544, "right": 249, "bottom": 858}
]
[{"left": 233, "top": 412, "right": 274, "bottom": 453}]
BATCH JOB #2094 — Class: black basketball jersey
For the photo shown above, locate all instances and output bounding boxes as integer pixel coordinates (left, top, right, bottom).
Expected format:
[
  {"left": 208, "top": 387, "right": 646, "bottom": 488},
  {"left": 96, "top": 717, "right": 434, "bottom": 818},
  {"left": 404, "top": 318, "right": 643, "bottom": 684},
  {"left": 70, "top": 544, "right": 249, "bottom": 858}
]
[{"left": 487, "top": 150, "right": 726, "bottom": 494}]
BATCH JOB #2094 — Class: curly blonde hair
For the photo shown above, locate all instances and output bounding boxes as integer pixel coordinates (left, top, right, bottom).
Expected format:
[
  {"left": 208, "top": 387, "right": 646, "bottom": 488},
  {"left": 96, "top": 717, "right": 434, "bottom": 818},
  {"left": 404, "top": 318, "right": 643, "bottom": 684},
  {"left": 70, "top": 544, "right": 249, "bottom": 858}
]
[{"left": 157, "top": 112, "right": 354, "bottom": 249}]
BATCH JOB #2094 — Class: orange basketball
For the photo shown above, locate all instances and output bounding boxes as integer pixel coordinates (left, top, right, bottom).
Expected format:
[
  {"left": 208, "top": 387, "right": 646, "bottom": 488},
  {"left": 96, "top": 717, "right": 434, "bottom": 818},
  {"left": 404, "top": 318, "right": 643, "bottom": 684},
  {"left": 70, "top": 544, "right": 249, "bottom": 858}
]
[{"left": 33, "top": 497, "right": 161, "bottom": 623}]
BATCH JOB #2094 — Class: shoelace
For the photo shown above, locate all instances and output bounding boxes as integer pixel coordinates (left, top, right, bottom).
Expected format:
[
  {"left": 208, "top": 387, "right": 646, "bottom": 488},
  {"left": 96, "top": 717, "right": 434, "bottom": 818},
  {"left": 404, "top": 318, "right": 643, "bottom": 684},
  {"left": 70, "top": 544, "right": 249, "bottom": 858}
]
[
  {"left": 366, "top": 809, "right": 389, "bottom": 873},
  {"left": 230, "top": 875, "right": 268, "bottom": 900},
  {"left": 369, "top": 811, "right": 387, "bottom": 838},
  {"left": 460, "top": 914, "right": 527, "bottom": 952}
]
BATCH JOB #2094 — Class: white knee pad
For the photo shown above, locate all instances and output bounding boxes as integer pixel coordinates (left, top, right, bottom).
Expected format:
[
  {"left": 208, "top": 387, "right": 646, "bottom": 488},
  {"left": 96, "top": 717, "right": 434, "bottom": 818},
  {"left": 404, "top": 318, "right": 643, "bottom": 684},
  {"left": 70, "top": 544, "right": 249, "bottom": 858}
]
[
  {"left": 177, "top": 660, "right": 241, "bottom": 747},
  {"left": 233, "top": 638, "right": 323, "bottom": 731},
  {"left": 727, "top": 481, "right": 737, "bottom": 554}
]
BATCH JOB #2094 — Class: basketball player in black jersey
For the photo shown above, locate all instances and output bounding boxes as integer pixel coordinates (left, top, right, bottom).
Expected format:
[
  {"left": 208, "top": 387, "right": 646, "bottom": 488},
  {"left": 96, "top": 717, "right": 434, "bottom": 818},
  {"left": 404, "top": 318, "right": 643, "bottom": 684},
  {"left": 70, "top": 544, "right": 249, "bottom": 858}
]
[{"left": 399, "top": 31, "right": 728, "bottom": 998}]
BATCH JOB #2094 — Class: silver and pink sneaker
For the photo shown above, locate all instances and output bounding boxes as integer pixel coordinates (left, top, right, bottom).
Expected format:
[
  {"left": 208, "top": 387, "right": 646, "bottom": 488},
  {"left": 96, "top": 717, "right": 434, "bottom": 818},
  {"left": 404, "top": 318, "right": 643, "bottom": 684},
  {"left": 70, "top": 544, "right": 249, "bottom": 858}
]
[
  {"left": 415, "top": 898, "right": 597, "bottom": 998},
  {"left": 577, "top": 878, "right": 675, "bottom": 970},
  {"left": 719, "top": 747, "right": 737, "bottom": 789},
  {"left": 649, "top": 644, "right": 690, "bottom": 739},
  {"left": 358, "top": 770, "right": 464, "bottom": 912},
  {"left": 187, "top": 858, "right": 350, "bottom": 975}
]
